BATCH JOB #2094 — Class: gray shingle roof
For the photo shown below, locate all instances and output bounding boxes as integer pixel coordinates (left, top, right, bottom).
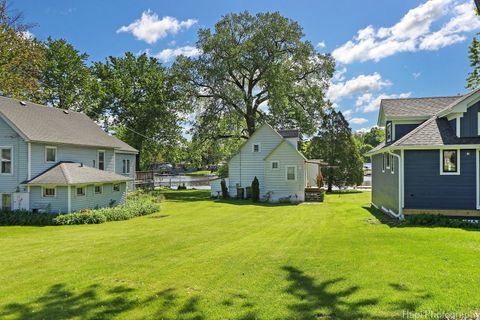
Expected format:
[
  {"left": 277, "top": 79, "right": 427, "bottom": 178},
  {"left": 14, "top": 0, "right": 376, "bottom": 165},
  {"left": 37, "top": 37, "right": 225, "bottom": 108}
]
[
  {"left": 278, "top": 129, "right": 299, "bottom": 138},
  {"left": 381, "top": 96, "right": 462, "bottom": 118},
  {"left": 0, "top": 96, "right": 137, "bottom": 153},
  {"left": 26, "top": 162, "right": 132, "bottom": 185}
]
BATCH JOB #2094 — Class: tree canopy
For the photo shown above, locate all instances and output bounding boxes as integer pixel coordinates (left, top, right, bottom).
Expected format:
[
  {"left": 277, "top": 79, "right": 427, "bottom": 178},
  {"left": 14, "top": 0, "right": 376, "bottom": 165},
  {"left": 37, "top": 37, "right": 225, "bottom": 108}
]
[{"left": 174, "top": 11, "right": 335, "bottom": 141}]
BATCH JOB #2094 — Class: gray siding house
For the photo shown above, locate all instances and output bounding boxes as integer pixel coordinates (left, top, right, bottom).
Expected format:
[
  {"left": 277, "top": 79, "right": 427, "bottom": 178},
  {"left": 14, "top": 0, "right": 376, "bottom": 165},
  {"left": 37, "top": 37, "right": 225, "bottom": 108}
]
[
  {"left": 367, "top": 88, "right": 480, "bottom": 218},
  {"left": 0, "top": 96, "right": 137, "bottom": 213}
]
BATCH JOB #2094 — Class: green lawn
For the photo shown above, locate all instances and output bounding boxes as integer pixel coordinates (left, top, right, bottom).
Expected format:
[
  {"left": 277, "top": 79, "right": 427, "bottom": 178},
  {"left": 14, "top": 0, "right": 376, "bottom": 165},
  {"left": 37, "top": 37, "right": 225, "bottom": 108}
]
[{"left": 1, "top": 191, "right": 480, "bottom": 319}]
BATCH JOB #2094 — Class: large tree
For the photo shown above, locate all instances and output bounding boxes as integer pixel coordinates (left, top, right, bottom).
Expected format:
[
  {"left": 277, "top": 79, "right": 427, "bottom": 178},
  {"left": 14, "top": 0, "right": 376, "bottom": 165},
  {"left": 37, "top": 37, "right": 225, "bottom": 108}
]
[
  {"left": 306, "top": 109, "right": 364, "bottom": 192},
  {"left": 467, "top": 34, "right": 480, "bottom": 90},
  {"left": 174, "top": 11, "right": 335, "bottom": 140},
  {"left": 93, "top": 53, "right": 187, "bottom": 170},
  {"left": 38, "top": 37, "right": 97, "bottom": 115},
  {"left": 0, "top": 0, "right": 44, "bottom": 99}
]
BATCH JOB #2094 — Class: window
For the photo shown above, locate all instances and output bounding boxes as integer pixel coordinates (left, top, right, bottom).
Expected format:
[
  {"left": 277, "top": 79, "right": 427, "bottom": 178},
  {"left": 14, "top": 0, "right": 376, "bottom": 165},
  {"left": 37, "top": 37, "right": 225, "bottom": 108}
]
[
  {"left": 271, "top": 161, "right": 279, "bottom": 170},
  {"left": 94, "top": 185, "right": 102, "bottom": 195},
  {"left": 2, "top": 194, "right": 11, "bottom": 211},
  {"left": 98, "top": 151, "right": 105, "bottom": 170},
  {"left": 390, "top": 155, "right": 394, "bottom": 174},
  {"left": 113, "top": 183, "right": 120, "bottom": 192},
  {"left": 286, "top": 166, "right": 296, "bottom": 181},
  {"left": 122, "top": 159, "right": 131, "bottom": 174},
  {"left": 76, "top": 187, "right": 86, "bottom": 196},
  {"left": 45, "top": 146, "right": 56, "bottom": 162},
  {"left": 43, "top": 187, "right": 56, "bottom": 197},
  {"left": 382, "top": 153, "right": 386, "bottom": 172},
  {"left": 441, "top": 150, "right": 459, "bottom": 174},
  {"left": 386, "top": 122, "right": 392, "bottom": 142},
  {"left": 252, "top": 143, "right": 260, "bottom": 153},
  {"left": 0, "top": 147, "right": 12, "bottom": 174},
  {"left": 386, "top": 153, "right": 391, "bottom": 169}
]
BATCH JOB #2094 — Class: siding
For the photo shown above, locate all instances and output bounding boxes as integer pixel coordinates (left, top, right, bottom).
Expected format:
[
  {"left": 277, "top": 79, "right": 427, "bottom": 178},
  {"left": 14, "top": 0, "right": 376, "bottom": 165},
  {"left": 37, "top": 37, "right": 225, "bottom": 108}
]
[
  {"left": 70, "top": 182, "right": 127, "bottom": 212},
  {"left": 404, "top": 149, "right": 476, "bottom": 210},
  {"left": 228, "top": 125, "right": 283, "bottom": 197},
  {"left": 264, "top": 141, "right": 305, "bottom": 202},
  {"left": 0, "top": 116, "right": 28, "bottom": 193},
  {"left": 30, "top": 186, "right": 68, "bottom": 213},
  {"left": 30, "top": 143, "right": 115, "bottom": 177},
  {"left": 460, "top": 100, "right": 480, "bottom": 137},
  {"left": 394, "top": 124, "right": 419, "bottom": 140},
  {"left": 115, "top": 152, "right": 136, "bottom": 190},
  {"left": 371, "top": 152, "right": 399, "bottom": 213}
]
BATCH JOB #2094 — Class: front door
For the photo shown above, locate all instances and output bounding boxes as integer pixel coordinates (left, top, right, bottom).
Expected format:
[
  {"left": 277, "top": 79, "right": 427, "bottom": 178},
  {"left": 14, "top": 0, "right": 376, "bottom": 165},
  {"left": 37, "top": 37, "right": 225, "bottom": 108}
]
[
  {"left": 13, "top": 193, "right": 29, "bottom": 211},
  {"left": 2, "top": 193, "right": 11, "bottom": 211}
]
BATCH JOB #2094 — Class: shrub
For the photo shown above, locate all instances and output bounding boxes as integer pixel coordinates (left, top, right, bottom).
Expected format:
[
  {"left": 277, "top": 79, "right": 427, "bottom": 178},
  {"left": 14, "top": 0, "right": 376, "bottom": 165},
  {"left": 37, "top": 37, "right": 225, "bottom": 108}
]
[
  {"left": 221, "top": 179, "right": 229, "bottom": 199},
  {"left": 251, "top": 176, "right": 259, "bottom": 202},
  {"left": 403, "top": 214, "right": 480, "bottom": 229},
  {"left": 217, "top": 163, "right": 228, "bottom": 179},
  {"left": 0, "top": 210, "right": 58, "bottom": 226},
  {"left": 54, "top": 211, "right": 106, "bottom": 225}
]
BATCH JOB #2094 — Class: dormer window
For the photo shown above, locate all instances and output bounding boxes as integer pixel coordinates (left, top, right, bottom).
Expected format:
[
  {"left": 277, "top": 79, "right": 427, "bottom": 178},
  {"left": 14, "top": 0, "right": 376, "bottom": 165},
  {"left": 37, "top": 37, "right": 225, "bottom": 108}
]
[
  {"left": 252, "top": 143, "right": 261, "bottom": 153},
  {"left": 386, "top": 122, "right": 392, "bottom": 142}
]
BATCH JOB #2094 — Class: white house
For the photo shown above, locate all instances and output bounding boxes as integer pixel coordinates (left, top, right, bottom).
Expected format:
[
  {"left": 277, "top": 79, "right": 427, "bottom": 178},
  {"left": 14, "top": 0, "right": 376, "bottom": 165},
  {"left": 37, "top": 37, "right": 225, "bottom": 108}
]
[{"left": 211, "top": 124, "right": 323, "bottom": 202}]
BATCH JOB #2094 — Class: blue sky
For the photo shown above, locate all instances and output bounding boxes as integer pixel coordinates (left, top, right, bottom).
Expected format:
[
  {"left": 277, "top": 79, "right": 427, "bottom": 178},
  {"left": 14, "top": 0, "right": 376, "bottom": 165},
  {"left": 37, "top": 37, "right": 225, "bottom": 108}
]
[{"left": 14, "top": 0, "right": 480, "bottom": 131}]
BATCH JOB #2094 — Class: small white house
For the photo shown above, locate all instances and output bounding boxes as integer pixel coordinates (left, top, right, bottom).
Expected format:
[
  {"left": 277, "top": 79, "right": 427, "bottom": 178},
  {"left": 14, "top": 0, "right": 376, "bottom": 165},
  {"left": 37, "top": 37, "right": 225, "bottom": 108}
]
[{"left": 211, "top": 124, "right": 323, "bottom": 202}]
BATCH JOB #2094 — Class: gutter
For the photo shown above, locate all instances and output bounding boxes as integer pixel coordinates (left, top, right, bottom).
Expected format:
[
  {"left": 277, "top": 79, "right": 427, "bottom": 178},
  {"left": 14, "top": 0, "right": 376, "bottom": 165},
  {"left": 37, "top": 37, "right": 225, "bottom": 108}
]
[{"left": 388, "top": 151, "right": 404, "bottom": 220}]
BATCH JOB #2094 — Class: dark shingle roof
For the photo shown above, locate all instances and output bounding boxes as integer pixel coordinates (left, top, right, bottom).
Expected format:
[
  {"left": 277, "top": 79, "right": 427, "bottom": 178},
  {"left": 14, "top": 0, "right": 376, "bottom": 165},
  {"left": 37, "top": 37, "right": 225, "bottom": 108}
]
[
  {"left": 278, "top": 129, "right": 299, "bottom": 138},
  {"left": 0, "top": 96, "right": 137, "bottom": 153},
  {"left": 26, "top": 162, "right": 132, "bottom": 185},
  {"left": 381, "top": 96, "right": 462, "bottom": 118}
]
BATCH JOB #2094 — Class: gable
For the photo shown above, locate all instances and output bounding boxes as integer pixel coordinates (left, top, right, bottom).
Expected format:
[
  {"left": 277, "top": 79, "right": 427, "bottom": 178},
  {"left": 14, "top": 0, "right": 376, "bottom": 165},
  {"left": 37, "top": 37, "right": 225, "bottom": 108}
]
[
  {"left": 229, "top": 124, "right": 284, "bottom": 162},
  {"left": 264, "top": 140, "right": 306, "bottom": 161}
]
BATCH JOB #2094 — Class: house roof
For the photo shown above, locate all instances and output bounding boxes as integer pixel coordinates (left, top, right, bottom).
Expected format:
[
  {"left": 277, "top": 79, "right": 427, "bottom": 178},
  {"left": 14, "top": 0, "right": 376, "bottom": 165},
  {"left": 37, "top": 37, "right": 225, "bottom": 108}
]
[
  {"left": 26, "top": 162, "right": 132, "bottom": 186},
  {"left": 381, "top": 96, "right": 462, "bottom": 118},
  {"left": 278, "top": 129, "right": 299, "bottom": 138},
  {"left": 0, "top": 96, "right": 137, "bottom": 153}
]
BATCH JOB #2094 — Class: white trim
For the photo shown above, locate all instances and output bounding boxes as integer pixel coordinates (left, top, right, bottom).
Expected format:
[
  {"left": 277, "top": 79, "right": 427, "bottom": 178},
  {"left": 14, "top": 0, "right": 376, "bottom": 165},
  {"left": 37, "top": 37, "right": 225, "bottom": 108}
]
[
  {"left": 385, "top": 152, "right": 391, "bottom": 169},
  {"left": 392, "top": 123, "right": 396, "bottom": 141},
  {"left": 366, "top": 144, "right": 480, "bottom": 157},
  {"left": 477, "top": 149, "right": 480, "bottom": 210},
  {"left": 67, "top": 186, "right": 71, "bottom": 213},
  {"left": 45, "top": 146, "right": 57, "bottom": 163},
  {"left": 382, "top": 153, "right": 386, "bottom": 173},
  {"left": 285, "top": 165, "right": 297, "bottom": 181},
  {"left": 440, "top": 149, "right": 460, "bottom": 175},
  {"left": 386, "top": 122, "right": 392, "bottom": 142},
  {"left": 390, "top": 154, "right": 395, "bottom": 174},
  {"left": 42, "top": 186, "right": 56, "bottom": 198},
  {"left": 400, "top": 149, "right": 405, "bottom": 208},
  {"left": 388, "top": 151, "right": 403, "bottom": 219},
  {"left": 94, "top": 184, "right": 103, "bottom": 195},
  {"left": 27, "top": 142, "right": 31, "bottom": 180},
  {"left": 113, "top": 152, "right": 116, "bottom": 172},
  {"left": 478, "top": 113, "right": 480, "bottom": 136},
  {"left": 456, "top": 116, "right": 461, "bottom": 137},
  {"left": 271, "top": 161, "right": 279, "bottom": 170},
  {"left": 252, "top": 143, "right": 261, "bottom": 153},
  {"left": 97, "top": 150, "right": 105, "bottom": 170},
  {"left": 0, "top": 146, "right": 13, "bottom": 175},
  {"left": 1, "top": 193, "right": 12, "bottom": 211},
  {"left": 76, "top": 186, "right": 86, "bottom": 197}
]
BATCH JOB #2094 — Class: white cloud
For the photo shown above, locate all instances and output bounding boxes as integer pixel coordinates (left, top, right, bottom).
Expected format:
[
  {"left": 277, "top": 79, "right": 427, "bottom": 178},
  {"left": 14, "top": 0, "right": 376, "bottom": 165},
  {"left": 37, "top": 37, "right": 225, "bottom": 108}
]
[
  {"left": 342, "top": 109, "right": 353, "bottom": 119},
  {"left": 349, "top": 117, "right": 369, "bottom": 125},
  {"left": 356, "top": 92, "right": 412, "bottom": 113},
  {"left": 117, "top": 10, "right": 197, "bottom": 44},
  {"left": 316, "top": 41, "right": 326, "bottom": 49},
  {"left": 412, "top": 72, "right": 421, "bottom": 79},
  {"left": 327, "top": 72, "right": 392, "bottom": 102},
  {"left": 154, "top": 46, "right": 202, "bottom": 62},
  {"left": 332, "top": 0, "right": 478, "bottom": 64},
  {"left": 356, "top": 126, "right": 377, "bottom": 133},
  {"left": 20, "top": 31, "right": 34, "bottom": 40}
]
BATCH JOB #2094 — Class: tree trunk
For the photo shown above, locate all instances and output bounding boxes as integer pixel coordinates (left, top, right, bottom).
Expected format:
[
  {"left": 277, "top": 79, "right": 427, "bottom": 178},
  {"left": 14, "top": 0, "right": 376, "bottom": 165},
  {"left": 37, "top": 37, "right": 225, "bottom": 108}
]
[
  {"left": 245, "top": 112, "right": 256, "bottom": 136},
  {"left": 327, "top": 176, "right": 333, "bottom": 193}
]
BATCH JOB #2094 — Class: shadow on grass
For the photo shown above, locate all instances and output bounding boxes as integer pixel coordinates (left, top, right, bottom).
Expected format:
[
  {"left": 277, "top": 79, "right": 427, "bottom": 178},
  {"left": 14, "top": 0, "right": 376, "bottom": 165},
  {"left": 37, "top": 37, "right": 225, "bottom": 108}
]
[
  {"left": 327, "top": 190, "right": 364, "bottom": 194},
  {"left": 282, "top": 266, "right": 383, "bottom": 319}
]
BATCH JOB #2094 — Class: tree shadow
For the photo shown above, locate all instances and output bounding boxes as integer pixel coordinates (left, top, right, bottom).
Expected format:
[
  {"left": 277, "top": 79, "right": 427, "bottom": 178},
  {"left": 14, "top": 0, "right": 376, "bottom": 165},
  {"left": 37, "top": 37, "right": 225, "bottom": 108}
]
[
  {"left": 161, "top": 190, "right": 211, "bottom": 202},
  {"left": 282, "top": 266, "right": 383, "bottom": 319},
  {"left": 0, "top": 284, "right": 204, "bottom": 320}
]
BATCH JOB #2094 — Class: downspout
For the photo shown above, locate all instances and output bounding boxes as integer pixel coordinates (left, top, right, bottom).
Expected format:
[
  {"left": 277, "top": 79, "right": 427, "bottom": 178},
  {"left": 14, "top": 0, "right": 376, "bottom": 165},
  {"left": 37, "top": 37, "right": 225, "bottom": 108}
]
[{"left": 388, "top": 151, "right": 404, "bottom": 220}]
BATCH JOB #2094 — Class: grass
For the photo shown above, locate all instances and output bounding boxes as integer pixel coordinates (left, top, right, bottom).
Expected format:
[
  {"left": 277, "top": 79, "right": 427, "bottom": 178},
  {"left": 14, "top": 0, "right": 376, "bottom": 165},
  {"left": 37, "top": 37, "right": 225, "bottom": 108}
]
[{"left": 1, "top": 191, "right": 480, "bottom": 319}]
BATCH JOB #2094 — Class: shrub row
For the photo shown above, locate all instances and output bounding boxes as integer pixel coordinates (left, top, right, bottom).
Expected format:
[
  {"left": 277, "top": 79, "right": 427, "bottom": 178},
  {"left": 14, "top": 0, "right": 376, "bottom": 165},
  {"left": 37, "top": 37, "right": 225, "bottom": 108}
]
[
  {"left": 0, "top": 210, "right": 58, "bottom": 226},
  {"left": 403, "top": 214, "right": 480, "bottom": 229},
  {"left": 53, "top": 199, "right": 160, "bottom": 225}
]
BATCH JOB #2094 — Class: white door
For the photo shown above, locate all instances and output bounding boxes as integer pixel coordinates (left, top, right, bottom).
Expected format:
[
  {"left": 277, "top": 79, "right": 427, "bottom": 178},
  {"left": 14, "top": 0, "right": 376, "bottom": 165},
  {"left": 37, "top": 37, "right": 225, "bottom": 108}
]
[{"left": 13, "top": 192, "right": 29, "bottom": 211}]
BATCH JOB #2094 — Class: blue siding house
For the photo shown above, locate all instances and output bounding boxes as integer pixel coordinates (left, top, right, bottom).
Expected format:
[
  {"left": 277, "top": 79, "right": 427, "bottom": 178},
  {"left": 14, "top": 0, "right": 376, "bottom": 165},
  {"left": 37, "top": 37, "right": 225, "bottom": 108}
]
[
  {"left": 0, "top": 96, "right": 137, "bottom": 213},
  {"left": 367, "top": 88, "right": 480, "bottom": 218}
]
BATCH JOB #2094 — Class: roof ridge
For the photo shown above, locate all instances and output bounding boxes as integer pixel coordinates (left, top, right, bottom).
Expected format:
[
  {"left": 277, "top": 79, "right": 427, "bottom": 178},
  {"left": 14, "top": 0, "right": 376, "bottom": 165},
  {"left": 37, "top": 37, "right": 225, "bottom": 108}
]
[
  {"left": 382, "top": 95, "right": 462, "bottom": 101},
  {"left": 59, "top": 162, "right": 73, "bottom": 185},
  {"left": 0, "top": 95, "right": 85, "bottom": 116}
]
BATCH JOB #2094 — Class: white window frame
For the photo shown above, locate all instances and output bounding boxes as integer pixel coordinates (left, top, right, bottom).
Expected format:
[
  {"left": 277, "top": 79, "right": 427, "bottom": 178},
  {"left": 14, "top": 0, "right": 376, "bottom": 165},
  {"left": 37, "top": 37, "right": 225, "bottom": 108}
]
[
  {"left": 440, "top": 149, "right": 460, "bottom": 175},
  {"left": 45, "top": 146, "right": 57, "bottom": 163},
  {"left": 390, "top": 154, "right": 395, "bottom": 174},
  {"left": 477, "top": 113, "right": 480, "bottom": 136},
  {"left": 285, "top": 165, "right": 297, "bottom": 181},
  {"left": 386, "top": 153, "right": 391, "bottom": 169},
  {"left": 94, "top": 185, "right": 103, "bottom": 195},
  {"left": 0, "top": 146, "right": 13, "bottom": 175},
  {"left": 252, "top": 143, "right": 261, "bottom": 153},
  {"left": 1, "top": 193, "right": 11, "bottom": 211},
  {"left": 76, "top": 186, "right": 86, "bottom": 197},
  {"left": 382, "top": 153, "right": 386, "bottom": 173},
  {"left": 42, "top": 187, "right": 56, "bottom": 198},
  {"left": 271, "top": 161, "right": 279, "bottom": 170},
  {"left": 386, "top": 122, "right": 392, "bottom": 142},
  {"left": 97, "top": 150, "right": 105, "bottom": 171},
  {"left": 122, "top": 159, "right": 131, "bottom": 174},
  {"left": 113, "top": 183, "right": 121, "bottom": 192}
]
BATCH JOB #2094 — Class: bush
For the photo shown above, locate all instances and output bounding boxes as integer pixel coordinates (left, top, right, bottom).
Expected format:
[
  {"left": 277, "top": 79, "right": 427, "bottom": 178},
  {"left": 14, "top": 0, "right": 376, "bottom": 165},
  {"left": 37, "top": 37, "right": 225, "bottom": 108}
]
[
  {"left": 217, "top": 164, "right": 228, "bottom": 179},
  {"left": 403, "top": 214, "right": 480, "bottom": 229},
  {"left": 0, "top": 210, "right": 58, "bottom": 226},
  {"left": 54, "top": 211, "right": 106, "bottom": 225},
  {"left": 221, "top": 179, "right": 229, "bottom": 199},
  {"left": 251, "top": 176, "right": 259, "bottom": 202}
]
